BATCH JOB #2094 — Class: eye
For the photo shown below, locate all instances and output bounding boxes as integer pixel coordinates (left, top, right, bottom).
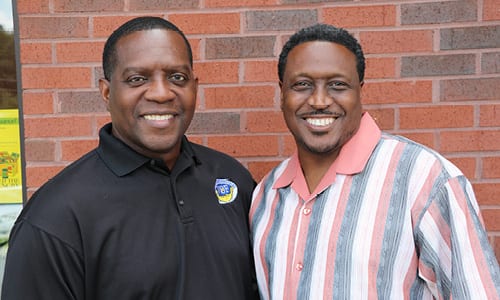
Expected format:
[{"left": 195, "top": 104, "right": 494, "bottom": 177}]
[
  {"left": 169, "top": 73, "right": 188, "bottom": 84},
  {"left": 328, "top": 81, "right": 348, "bottom": 90},
  {"left": 291, "top": 80, "right": 312, "bottom": 91},
  {"left": 125, "top": 75, "right": 147, "bottom": 86}
]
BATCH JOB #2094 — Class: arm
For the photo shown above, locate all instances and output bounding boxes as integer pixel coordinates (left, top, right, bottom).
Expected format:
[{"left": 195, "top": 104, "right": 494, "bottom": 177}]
[
  {"left": 1, "top": 219, "right": 84, "bottom": 300},
  {"left": 416, "top": 176, "right": 500, "bottom": 299}
]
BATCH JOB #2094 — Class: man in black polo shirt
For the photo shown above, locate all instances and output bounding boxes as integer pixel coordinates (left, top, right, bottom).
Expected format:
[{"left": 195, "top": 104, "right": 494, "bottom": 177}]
[{"left": 2, "top": 16, "right": 259, "bottom": 300}]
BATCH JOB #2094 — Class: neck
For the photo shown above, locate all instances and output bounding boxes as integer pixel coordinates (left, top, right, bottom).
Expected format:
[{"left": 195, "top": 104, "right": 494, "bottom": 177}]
[{"left": 298, "top": 149, "right": 339, "bottom": 194}]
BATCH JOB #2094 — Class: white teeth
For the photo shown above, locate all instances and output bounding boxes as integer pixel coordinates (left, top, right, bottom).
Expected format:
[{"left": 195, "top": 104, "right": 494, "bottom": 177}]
[
  {"left": 143, "top": 114, "right": 173, "bottom": 121},
  {"left": 306, "top": 118, "right": 334, "bottom": 127}
]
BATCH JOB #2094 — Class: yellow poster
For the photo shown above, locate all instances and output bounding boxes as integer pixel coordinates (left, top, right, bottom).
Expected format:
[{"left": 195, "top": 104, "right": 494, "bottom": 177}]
[{"left": 0, "top": 109, "right": 23, "bottom": 204}]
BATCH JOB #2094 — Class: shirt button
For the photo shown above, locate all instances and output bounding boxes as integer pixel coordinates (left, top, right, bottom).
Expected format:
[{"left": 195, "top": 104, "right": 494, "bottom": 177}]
[
  {"left": 303, "top": 208, "right": 311, "bottom": 215},
  {"left": 295, "top": 263, "right": 303, "bottom": 271},
  {"left": 178, "top": 200, "right": 184, "bottom": 206}
]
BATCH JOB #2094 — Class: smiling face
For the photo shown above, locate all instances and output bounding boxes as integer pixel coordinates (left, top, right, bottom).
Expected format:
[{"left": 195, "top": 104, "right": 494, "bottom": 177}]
[
  {"left": 280, "top": 41, "right": 363, "bottom": 162},
  {"left": 99, "top": 29, "right": 198, "bottom": 167}
]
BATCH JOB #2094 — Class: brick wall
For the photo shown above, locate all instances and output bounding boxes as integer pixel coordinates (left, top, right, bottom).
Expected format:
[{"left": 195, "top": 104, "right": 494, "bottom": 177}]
[{"left": 15, "top": 0, "right": 500, "bottom": 261}]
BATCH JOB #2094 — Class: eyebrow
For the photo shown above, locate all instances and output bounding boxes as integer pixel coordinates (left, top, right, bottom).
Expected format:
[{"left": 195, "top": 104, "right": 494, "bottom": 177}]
[
  {"left": 291, "top": 71, "right": 352, "bottom": 81},
  {"left": 120, "top": 65, "right": 192, "bottom": 75}
]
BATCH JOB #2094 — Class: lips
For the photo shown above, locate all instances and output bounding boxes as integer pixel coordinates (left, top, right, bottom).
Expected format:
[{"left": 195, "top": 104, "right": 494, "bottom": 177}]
[
  {"left": 302, "top": 110, "right": 343, "bottom": 128},
  {"left": 143, "top": 114, "right": 174, "bottom": 121},
  {"left": 305, "top": 117, "right": 335, "bottom": 127}
]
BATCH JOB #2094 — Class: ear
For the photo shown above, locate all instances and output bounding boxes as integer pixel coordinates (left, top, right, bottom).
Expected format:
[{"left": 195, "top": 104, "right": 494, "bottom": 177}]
[
  {"left": 194, "top": 76, "right": 199, "bottom": 95},
  {"left": 98, "top": 78, "right": 111, "bottom": 111},
  {"left": 279, "top": 81, "right": 285, "bottom": 110}
]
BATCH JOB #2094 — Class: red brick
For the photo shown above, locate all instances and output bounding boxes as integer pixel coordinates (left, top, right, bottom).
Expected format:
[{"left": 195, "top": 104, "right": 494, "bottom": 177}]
[
  {"left": 61, "top": 139, "right": 98, "bottom": 161},
  {"left": 362, "top": 81, "right": 432, "bottom": 104},
  {"left": 244, "top": 61, "right": 279, "bottom": 82},
  {"left": 96, "top": 115, "right": 112, "bottom": 130},
  {"left": 484, "top": 0, "right": 500, "bottom": 21},
  {"left": 19, "top": 16, "right": 88, "bottom": 39},
  {"left": 207, "top": 135, "right": 279, "bottom": 157},
  {"left": 248, "top": 160, "right": 281, "bottom": 182},
  {"left": 400, "top": 106, "right": 474, "bottom": 129},
  {"left": 189, "top": 38, "right": 201, "bottom": 61},
  {"left": 441, "top": 78, "right": 500, "bottom": 101},
  {"left": 480, "top": 104, "right": 500, "bottom": 127},
  {"left": 20, "top": 42, "right": 52, "bottom": 64},
  {"left": 482, "top": 156, "right": 500, "bottom": 179},
  {"left": 365, "top": 57, "right": 396, "bottom": 79},
  {"left": 323, "top": 5, "right": 396, "bottom": 28},
  {"left": 205, "top": 0, "right": 277, "bottom": 7},
  {"left": 364, "top": 108, "right": 394, "bottom": 130},
  {"left": 440, "top": 130, "right": 500, "bottom": 153},
  {"left": 360, "top": 30, "right": 433, "bottom": 54},
  {"left": 246, "top": 111, "right": 288, "bottom": 133},
  {"left": 473, "top": 183, "right": 500, "bottom": 205},
  {"left": 22, "top": 67, "right": 92, "bottom": 89},
  {"left": 205, "top": 86, "right": 275, "bottom": 109},
  {"left": 399, "top": 132, "right": 436, "bottom": 149},
  {"left": 26, "top": 166, "right": 65, "bottom": 188},
  {"left": 56, "top": 41, "right": 104, "bottom": 63},
  {"left": 194, "top": 62, "right": 239, "bottom": 84},
  {"left": 24, "top": 116, "right": 93, "bottom": 138},
  {"left": 168, "top": 13, "right": 240, "bottom": 34},
  {"left": 482, "top": 209, "right": 500, "bottom": 231},
  {"left": 448, "top": 157, "right": 476, "bottom": 180},
  {"left": 92, "top": 16, "right": 143, "bottom": 38},
  {"left": 186, "top": 136, "right": 203, "bottom": 145},
  {"left": 16, "top": 0, "right": 49, "bottom": 13},
  {"left": 22, "top": 92, "right": 54, "bottom": 115},
  {"left": 54, "top": 0, "right": 123, "bottom": 12},
  {"left": 24, "top": 140, "right": 56, "bottom": 161}
]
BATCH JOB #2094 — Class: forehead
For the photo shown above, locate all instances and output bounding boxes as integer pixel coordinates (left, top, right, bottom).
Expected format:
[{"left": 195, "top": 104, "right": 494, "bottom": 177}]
[
  {"left": 114, "top": 29, "right": 190, "bottom": 67},
  {"left": 285, "top": 41, "right": 357, "bottom": 78}
]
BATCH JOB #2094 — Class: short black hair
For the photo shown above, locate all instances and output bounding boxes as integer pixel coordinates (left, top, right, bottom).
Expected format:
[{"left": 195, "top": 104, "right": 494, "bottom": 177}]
[
  {"left": 102, "top": 16, "right": 193, "bottom": 80},
  {"left": 278, "top": 23, "right": 365, "bottom": 83}
]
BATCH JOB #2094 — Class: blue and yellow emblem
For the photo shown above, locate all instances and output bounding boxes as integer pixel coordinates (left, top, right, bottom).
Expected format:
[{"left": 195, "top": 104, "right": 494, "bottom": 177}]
[{"left": 214, "top": 178, "right": 238, "bottom": 204}]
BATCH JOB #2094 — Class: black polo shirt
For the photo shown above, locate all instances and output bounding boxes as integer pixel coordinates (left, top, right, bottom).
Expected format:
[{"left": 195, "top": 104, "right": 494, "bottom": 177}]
[{"left": 2, "top": 123, "right": 259, "bottom": 300}]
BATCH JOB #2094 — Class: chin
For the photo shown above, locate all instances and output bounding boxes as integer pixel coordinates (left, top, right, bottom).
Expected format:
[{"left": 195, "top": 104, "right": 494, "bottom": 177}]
[{"left": 297, "top": 139, "right": 338, "bottom": 155}]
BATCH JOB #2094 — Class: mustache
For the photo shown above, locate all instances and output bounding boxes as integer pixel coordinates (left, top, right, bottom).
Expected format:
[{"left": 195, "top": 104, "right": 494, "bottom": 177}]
[{"left": 299, "top": 110, "right": 344, "bottom": 117}]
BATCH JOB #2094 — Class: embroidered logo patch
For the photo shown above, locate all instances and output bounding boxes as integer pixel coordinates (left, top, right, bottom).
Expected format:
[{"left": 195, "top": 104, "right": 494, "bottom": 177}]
[{"left": 214, "top": 178, "right": 238, "bottom": 204}]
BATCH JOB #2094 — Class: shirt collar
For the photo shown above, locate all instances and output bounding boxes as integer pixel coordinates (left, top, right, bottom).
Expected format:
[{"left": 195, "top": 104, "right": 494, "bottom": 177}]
[
  {"left": 274, "top": 112, "right": 381, "bottom": 192},
  {"left": 96, "top": 123, "right": 199, "bottom": 177}
]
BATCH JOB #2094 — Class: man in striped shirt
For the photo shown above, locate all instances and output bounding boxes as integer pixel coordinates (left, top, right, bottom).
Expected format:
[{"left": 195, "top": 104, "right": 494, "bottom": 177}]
[{"left": 250, "top": 23, "right": 500, "bottom": 299}]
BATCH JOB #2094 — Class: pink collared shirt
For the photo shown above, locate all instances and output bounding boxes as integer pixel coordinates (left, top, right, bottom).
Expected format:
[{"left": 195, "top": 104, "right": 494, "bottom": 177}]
[{"left": 250, "top": 113, "right": 500, "bottom": 300}]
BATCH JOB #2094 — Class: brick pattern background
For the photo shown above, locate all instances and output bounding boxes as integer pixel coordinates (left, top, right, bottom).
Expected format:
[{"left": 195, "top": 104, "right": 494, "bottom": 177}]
[{"left": 15, "top": 0, "right": 500, "bottom": 262}]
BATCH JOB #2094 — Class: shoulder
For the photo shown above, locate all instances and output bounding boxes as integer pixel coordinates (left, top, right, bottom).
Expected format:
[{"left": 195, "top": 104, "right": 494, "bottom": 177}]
[
  {"left": 189, "top": 142, "right": 253, "bottom": 175},
  {"left": 379, "top": 132, "right": 464, "bottom": 178},
  {"left": 187, "top": 142, "right": 256, "bottom": 196},
  {"left": 18, "top": 149, "right": 104, "bottom": 247},
  {"left": 33, "top": 149, "right": 105, "bottom": 197}
]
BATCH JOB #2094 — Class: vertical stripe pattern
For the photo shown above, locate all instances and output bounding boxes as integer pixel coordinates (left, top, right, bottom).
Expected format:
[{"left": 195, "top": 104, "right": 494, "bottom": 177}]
[{"left": 250, "top": 129, "right": 500, "bottom": 300}]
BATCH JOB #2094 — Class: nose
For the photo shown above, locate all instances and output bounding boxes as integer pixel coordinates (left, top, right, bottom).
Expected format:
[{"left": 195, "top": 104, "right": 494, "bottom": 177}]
[
  {"left": 308, "top": 85, "right": 333, "bottom": 109},
  {"left": 144, "top": 78, "right": 176, "bottom": 103}
]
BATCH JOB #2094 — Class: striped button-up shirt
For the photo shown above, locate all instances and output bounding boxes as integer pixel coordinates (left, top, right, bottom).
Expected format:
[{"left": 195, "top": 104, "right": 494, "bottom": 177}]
[{"left": 250, "top": 113, "right": 500, "bottom": 299}]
